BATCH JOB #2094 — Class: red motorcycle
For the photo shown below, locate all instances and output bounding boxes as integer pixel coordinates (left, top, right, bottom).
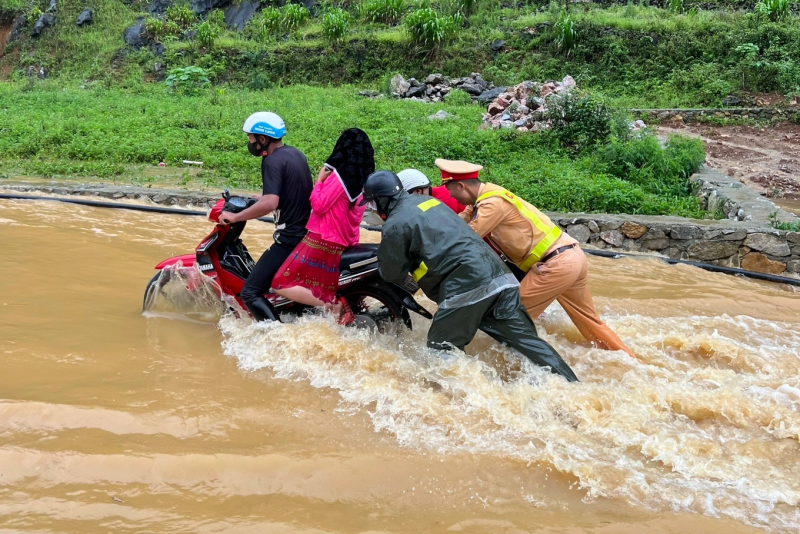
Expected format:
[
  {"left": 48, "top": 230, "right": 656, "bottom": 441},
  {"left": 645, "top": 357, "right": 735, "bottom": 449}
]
[{"left": 143, "top": 191, "right": 432, "bottom": 330}]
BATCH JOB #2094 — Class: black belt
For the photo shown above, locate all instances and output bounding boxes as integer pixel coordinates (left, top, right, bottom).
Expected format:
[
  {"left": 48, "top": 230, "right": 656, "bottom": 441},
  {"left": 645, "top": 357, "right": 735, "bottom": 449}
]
[{"left": 540, "top": 243, "right": 577, "bottom": 264}]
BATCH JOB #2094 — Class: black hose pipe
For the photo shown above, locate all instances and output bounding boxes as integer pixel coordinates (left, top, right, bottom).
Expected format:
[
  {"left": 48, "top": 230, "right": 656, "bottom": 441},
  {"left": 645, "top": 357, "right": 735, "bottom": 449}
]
[{"left": 2, "top": 192, "right": 798, "bottom": 287}]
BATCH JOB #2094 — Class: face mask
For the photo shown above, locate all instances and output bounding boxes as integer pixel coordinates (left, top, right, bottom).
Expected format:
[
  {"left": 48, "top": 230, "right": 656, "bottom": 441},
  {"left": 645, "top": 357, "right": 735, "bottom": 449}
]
[
  {"left": 364, "top": 200, "right": 377, "bottom": 212},
  {"left": 247, "top": 141, "right": 264, "bottom": 157},
  {"left": 376, "top": 197, "right": 392, "bottom": 220}
]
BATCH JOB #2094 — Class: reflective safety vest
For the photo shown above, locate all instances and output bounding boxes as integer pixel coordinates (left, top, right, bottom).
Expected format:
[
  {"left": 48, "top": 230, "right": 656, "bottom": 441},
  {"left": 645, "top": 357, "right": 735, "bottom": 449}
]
[
  {"left": 476, "top": 188, "right": 561, "bottom": 272},
  {"left": 411, "top": 198, "right": 441, "bottom": 282}
]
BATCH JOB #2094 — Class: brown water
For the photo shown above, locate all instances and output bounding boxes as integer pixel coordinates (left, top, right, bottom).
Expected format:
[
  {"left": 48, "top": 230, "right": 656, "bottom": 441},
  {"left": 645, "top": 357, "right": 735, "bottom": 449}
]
[{"left": 1, "top": 197, "right": 799, "bottom": 534}]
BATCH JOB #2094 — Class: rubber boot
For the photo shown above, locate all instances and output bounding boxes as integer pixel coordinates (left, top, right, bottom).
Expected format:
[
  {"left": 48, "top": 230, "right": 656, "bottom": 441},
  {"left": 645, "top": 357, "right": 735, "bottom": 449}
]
[{"left": 243, "top": 296, "right": 278, "bottom": 322}]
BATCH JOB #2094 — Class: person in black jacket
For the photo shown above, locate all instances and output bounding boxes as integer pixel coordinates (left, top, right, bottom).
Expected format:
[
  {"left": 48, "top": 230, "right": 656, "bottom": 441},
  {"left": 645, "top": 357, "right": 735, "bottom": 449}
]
[{"left": 360, "top": 170, "right": 577, "bottom": 382}]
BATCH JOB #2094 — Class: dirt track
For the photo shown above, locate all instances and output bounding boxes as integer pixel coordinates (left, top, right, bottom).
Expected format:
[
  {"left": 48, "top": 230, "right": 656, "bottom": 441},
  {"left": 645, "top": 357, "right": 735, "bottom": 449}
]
[{"left": 658, "top": 122, "right": 800, "bottom": 215}]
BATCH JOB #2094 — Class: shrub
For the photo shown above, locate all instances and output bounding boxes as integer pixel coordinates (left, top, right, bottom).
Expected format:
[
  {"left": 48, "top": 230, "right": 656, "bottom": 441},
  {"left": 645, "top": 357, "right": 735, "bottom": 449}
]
[
  {"left": 361, "top": 0, "right": 405, "bottom": 24},
  {"left": 440, "top": 0, "right": 478, "bottom": 16},
  {"left": 734, "top": 43, "right": 759, "bottom": 90},
  {"left": 281, "top": 3, "right": 309, "bottom": 33},
  {"left": 0, "top": 0, "right": 24, "bottom": 20},
  {"left": 553, "top": 12, "right": 576, "bottom": 57},
  {"left": 144, "top": 16, "right": 166, "bottom": 40},
  {"left": 667, "top": 0, "right": 683, "bottom": 14},
  {"left": 754, "top": 0, "right": 790, "bottom": 23},
  {"left": 545, "top": 91, "right": 612, "bottom": 151},
  {"left": 26, "top": 5, "right": 41, "bottom": 24},
  {"left": 599, "top": 134, "right": 705, "bottom": 196},
  {"left": 322, "top": 8, "right": 350, "bottom": 43},
  {"left": 195, "top": 19, "right": 220, "bottom": 48},
  {"left": 250, "top": 6, "right": 281, "bottom": 41},
  {"left": 207, "top": 9, "right": 225, "bottom": 28},
  {"left": 445, "top": 88, "right": 472, "bottom": 105},
  {"left": 165, "top": 5, "right": 195, "bottom": 29},
  {"left": 403, "top": 7, "right": 461, "bottom": 46},
  {"left": 164, "top": 66, "right": 211, "bottom": 95}
]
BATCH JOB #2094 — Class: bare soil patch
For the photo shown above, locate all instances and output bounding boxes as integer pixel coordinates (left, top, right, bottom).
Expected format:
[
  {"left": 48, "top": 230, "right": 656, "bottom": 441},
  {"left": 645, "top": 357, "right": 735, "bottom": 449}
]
[{"left": 658, "top": 121, "right": 800, "bottom": 214}]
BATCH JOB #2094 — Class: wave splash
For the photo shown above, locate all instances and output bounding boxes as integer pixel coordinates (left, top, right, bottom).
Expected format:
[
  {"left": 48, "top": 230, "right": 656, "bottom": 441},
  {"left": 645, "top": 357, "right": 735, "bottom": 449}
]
[{"left": 219, "top": 307, "right": 800, "bottom": 532}]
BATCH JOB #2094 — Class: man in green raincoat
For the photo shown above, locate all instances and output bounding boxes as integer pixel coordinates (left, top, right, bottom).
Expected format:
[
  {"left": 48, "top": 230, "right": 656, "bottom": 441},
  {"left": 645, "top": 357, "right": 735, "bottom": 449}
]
[{"left": 360, "top": 170, "right": 578, "bottom": 382}]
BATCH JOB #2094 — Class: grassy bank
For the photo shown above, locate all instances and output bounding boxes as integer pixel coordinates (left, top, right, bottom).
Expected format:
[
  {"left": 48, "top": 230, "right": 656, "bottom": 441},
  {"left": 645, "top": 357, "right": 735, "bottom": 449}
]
[
  {"left": 2, "top": 0, "right": 799, "bottom": 108},
  {"left": 0, "top": 83, "right": 705, "bottom": 216}
]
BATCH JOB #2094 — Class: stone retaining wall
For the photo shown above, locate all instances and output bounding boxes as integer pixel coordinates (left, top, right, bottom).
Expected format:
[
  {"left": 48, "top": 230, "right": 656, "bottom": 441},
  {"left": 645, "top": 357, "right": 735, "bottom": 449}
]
[
  {"left": 0, "top": 182, "right": 221, "bottom": 208},
  {"left": 632, "top": 108, "right": 790, "bottom": 123},
  {"left": 3, "top": 181, "right": 799, "bottom": 278},
  {"left": 689, "top": 165, "right": 799, "bottom": 224},
  {"left": 549, "top": 212, "right": 800, "bottom": 276}
]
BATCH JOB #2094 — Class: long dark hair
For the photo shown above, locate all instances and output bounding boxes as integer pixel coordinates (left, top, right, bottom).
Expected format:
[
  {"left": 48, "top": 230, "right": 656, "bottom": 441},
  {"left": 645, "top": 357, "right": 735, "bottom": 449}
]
[{"left": 325, "top": 128, "right": 375, "bottom": 204}]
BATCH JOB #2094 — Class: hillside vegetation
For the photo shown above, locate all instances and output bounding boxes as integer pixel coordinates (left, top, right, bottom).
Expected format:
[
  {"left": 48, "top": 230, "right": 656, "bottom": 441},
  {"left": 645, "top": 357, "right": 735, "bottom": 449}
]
[
  {"left": 2, "top": 0, "right": 796, "bottom": 217},
  {"left": 2, "top": 0, "right": 799, "bottom": 107}
]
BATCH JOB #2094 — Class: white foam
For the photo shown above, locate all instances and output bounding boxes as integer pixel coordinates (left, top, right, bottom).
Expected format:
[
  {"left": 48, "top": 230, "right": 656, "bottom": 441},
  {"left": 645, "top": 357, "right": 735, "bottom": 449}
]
[{"left": 218, "top": 309, "right": 800, "bottom": 532}]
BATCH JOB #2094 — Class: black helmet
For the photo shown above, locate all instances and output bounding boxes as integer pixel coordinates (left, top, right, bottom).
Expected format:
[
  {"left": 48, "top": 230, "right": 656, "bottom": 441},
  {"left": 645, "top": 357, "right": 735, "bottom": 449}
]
[{"left": 359, "top": 170, "right": 403, "bottom": 206}]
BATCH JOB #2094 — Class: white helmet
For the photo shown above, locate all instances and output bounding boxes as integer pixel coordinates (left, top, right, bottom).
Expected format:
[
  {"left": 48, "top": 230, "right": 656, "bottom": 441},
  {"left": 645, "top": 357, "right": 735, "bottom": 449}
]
[
  {"left": 397, "top": 169, "right": 431, "bottom": 192},
  {"left": 242, "top": 112, "right": 286, "bottom": 139}
]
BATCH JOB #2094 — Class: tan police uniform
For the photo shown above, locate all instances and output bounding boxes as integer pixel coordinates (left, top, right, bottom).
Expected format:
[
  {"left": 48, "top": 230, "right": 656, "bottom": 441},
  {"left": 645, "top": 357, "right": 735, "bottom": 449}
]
[{"left": 435, "top": 159, "right": 633, "bottom": 357}]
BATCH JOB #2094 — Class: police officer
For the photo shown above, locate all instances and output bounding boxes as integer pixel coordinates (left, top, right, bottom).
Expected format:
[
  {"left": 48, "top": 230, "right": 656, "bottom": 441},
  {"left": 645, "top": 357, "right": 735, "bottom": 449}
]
[
  {"left": 360, "top": 170, "right": 578, "bottom": 382},
  {"left": 438, "top": 158, "right": 634, "bottom": 358}
]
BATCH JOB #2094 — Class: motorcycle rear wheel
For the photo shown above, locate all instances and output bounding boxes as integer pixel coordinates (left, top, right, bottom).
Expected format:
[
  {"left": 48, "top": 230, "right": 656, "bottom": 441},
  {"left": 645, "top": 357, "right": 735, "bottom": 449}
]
[{"left": 340, "top": 281, "right": 413, "bottom": 333}]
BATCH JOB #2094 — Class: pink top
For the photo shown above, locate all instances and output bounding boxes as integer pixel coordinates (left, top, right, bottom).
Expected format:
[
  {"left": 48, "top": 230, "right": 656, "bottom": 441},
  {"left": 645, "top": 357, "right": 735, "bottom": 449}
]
[{"left": 306, "top": 171, "right": 365, "bottom": 247}]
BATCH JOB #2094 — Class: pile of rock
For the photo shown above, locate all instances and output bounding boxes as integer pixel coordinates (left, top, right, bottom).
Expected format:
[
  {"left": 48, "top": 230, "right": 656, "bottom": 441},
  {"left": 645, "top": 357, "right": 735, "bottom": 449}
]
[
  {"left": 481, "top": 75, "right": 576, "bottom": 131},
  {"left": 388, "top": 73, "right": 502, "bottom": 104}
]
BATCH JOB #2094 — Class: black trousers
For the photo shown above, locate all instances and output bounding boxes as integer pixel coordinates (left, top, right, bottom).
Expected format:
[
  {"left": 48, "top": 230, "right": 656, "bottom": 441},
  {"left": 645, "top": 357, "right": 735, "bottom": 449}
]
[
  {"left": 240, "top": 240, "right": 297, "bottom": 321},
  {"left": 427, "top": 288, "right": 578, "bottom": 382}
]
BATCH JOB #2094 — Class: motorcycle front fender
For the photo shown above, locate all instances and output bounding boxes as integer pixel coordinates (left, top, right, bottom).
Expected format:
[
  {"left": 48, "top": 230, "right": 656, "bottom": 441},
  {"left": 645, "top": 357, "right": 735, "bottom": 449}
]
[{"left": 154, "top": 254, "right": 197, "bottom": 270}]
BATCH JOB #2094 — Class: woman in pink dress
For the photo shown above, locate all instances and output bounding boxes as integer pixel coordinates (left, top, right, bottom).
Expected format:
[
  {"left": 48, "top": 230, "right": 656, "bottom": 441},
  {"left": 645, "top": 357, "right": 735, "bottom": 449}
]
[{"left": 271, "top": 128, "right": 374, "bottom": 324}]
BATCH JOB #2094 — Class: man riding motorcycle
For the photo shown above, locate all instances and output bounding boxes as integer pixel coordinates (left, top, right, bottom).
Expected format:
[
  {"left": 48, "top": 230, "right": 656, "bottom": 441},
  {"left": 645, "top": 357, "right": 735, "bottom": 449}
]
[
  {"left": 362, "top": 170, "right": 578, "bottom": 382},
  {"left": 219, "top": 112, "right": 313, "bottom": 321}
]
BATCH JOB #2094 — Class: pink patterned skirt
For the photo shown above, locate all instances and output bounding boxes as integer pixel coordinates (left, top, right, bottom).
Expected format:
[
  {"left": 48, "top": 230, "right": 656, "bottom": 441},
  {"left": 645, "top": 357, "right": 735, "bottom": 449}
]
[{"left": 271, "top": 232, "right": 345, "bottom": 304}]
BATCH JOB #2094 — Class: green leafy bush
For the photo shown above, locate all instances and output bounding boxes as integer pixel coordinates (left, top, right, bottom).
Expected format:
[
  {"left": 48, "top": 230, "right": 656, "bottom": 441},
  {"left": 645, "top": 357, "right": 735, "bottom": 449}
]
[
  {"left": 445, "top": 88, "right": 472, "bottom": 105},
  {"left": 165, "top": 5, "right": 195, "bottom": 29},
  {"left": 439, "top": 0, "right": 478, "bottom": 17},
  {"left": 164, "top": 66, "right": 211, "bottom": 94},
  {"left": 26, "top": 6, "right": 42, "bottom": 24},
  {"left": 0, "top": 0, "right": 24, "bottom": 20},
  {"left": 322, "top": 8, "right": 350, "bottom": 43},
  {"left": 403, "top": 8, "right": 461, "bottom": 46},
  {"left": 195, "top": 19, "right": 220, "bottom": 48},
  {"left": 545, "top": 91, "right": 612, "bottom": 151},
  {"left": 754, "top": 0, "right": 790, "bottom": 23},
  {"left": 361, "top": 0, "right": 405, "bottom": 24},
  {"left": 207, "top": 9, "right": 225, "bottom": 28},
  {"left": 281, "top": 3, "right": 309, "bottom": 33},
  {"left": 667, "top": 0, "right": 683, "bottom": 14},
  {"left": 553, "top": 12, "right": 576, "bottom": 56},
  {"left": 599, "top": 134, "right": 705, "bottom": 197},
  {"left": 249, "top": 6, "right": 281, "bottom": 41},
  {"left": 144, "top": 16, "right": 166, "bottom": 40}
]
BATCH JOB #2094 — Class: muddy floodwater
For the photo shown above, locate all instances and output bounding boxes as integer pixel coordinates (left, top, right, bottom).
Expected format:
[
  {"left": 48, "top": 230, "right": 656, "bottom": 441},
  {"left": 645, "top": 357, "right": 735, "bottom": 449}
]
[{"left": 1, "top": 197, "right": 799, "bottom": 534}]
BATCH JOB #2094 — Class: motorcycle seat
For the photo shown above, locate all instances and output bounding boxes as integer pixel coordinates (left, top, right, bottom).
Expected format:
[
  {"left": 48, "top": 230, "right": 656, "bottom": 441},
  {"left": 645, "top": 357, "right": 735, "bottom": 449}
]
[{"left": 340, "top": 244, "right": 378, "bottom": 270}]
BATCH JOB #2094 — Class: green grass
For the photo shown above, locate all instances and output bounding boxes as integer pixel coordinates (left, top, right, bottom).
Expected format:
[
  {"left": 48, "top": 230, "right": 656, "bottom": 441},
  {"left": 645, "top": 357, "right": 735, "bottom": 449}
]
[
  {"left": 0, "top": 82, "right": 705, "bottom": 217},
  {"left": 4, "top": 0, "right": 799, "bottom": 109}
]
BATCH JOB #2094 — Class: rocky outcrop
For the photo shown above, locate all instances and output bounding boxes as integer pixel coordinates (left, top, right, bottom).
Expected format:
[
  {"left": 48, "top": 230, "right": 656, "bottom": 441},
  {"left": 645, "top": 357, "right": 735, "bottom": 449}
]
[
  {"left": 6, "top": 14, "right": 28, "bottom": 44},
  {"left": 31, "top": 13, "right": 56, "bottom": 38},
  {"left": 190, "top": 0, "right": 231, "bottom": 16},
  {"left": 76, "top": 8, "right": 93, "bottom": 26},
  {"left": 481, "top": 76, "right": 576, "bottom": 131},
  {"left": 224, "top": 0, "right": 258, "bottom": 30},
  {"left": 123, "top": 18, "right": 147, "bottom": 48},
  {"left": 387, "top": 73, "right": 497, "bottom": 104}
]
